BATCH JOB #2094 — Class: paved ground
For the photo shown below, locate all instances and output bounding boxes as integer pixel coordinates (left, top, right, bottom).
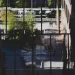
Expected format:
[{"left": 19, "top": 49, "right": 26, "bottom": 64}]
[
  {"left": 1, "top": 27, "right": 68, "bottom": 75},
  {"left": 2, "top": 39, "right": 73, "bottom": 75},
  {"left": 2, "top": 49, "right": 27, "bottom": 75},
  {"left": 1, "top": 12, "right": 71, "bottom": 75}
]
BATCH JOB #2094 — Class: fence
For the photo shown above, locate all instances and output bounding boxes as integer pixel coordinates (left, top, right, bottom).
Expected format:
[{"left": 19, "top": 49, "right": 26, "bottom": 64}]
[{"left": 0, "top": 0, "right": 73, "bottom": 75}]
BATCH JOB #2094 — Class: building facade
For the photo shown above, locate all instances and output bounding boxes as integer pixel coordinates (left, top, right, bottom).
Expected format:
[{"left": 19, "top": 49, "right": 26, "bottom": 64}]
[
  {"left": 69, "top": 0, "right": 75, "bottom": 66},
  {"left": 61, "top": 0, "right": 72, "bottom": 33},
  {"left": 60, "top": 0, "right": 72, "bottom": 68}
]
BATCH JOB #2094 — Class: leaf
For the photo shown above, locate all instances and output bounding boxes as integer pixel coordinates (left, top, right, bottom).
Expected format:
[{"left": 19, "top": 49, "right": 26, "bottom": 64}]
[
  {"left": 47, "top": 0, "right": 52, "bottom": 6},
  {"left": 0, "top": 10, "right": 17, "bottom": 30}
]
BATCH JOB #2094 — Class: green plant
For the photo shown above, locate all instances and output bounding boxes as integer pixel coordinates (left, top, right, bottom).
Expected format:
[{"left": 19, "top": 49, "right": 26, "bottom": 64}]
[
  {"left": 0, "top": 10, "right": 17, "bottom": 30},
  {"left": 47, "top": 0, "right": 52, "bottom": 7},
  {"left": 21, "top": 11, "right": 35, "bottom": 32}
]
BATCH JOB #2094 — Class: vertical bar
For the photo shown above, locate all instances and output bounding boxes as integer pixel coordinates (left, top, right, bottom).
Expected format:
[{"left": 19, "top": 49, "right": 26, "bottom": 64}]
[
  {"left": 22, "top": 0, "right": 25, "bottom": 30},
  {"left": 31, "top": 0, "right": 33, "bottom": 8},
  {"left": 63, "top": 34, "right": 65, "bottom": 75},
  {"left": 31, "top": 5, "right": 34, "bottom": 75},
  {"left": 0, "top": 38, "right": 1, "bottom": 74},
  {"left": 57, "top": 0, "right": 60, "bottom": 34},
  {"left": 32, "top": 34, "right": 34, "bottom": 75},
  {"left": 50, "top": 35, "right": 52, "bottom": 75},
  {"left": 14, "top": 49, "right": 16, "bottom": 75},
  {"left": 68, "top": 34, "right": 69, "bottom": 69},
  {"left": 31, "top": 0, "right": 34, "bottom": 73},
  {"left": 6, "top": 0, "right": 7, "bottom": 34},
  {"left": 58, "top": 1, "right": 60, "bottom": 34},
  {"left": 63, "top": 34, "right": 68, "bottom": 75},
  {"left": 34, "top": 0, "right": 36, "bottom": 7},
  {"left": 23, "top": 7, "right": 25, "bottom": 22},
  {"left": 41, "top": 6, "right": 42, "bottom": 34},
  {"left": 45, "top": 0, "right": 46, "bottom": 7},
  {"left": 14, "top": 0, "right": 16, "bottom": 74},
  {"left": 5, "top": 0, "right": 8, "bottom": 73}
]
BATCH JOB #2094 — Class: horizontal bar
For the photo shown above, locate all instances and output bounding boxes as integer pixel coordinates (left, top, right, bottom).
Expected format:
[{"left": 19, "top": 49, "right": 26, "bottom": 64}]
[{"left": 0, "top": 33, "right": 70, "bottom": 35}]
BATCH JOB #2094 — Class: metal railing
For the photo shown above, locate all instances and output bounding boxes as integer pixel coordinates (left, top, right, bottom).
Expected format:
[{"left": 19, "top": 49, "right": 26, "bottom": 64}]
[{"left": 0, "top": 0, "right": 73, "bottom": 75}]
